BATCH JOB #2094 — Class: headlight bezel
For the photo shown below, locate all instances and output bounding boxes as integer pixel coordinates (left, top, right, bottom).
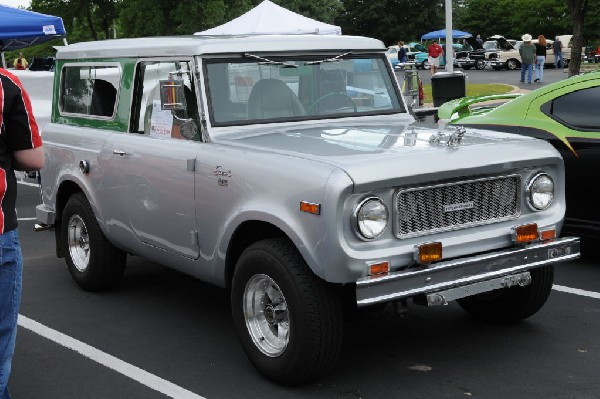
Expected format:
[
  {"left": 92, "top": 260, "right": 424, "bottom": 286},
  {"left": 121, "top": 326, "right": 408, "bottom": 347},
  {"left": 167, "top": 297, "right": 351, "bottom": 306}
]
[
  {"left": 526, "top": 172, "right": 555, "bottom": 211},
  {"left": 353, "top": 196, "right": 389, "bottom": 240}
]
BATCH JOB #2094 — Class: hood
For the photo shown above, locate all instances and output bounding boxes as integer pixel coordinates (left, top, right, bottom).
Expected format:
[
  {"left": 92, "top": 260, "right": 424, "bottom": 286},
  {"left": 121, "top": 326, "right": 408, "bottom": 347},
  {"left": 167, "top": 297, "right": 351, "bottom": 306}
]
[
  {"left": 408, "top": 42, "right": 427, "bottom": 52},
  {"left": 462, "top": 36, "right": 483, "bottom": 51},
  {"left": 488, "top": 35, "right": 515, "bottom": 51},
  {"left": 556, "top": 34, "right": 572, "bottom": 46},
  {"left": 213, "top": 117, "right": 556, "bottom": 190}
]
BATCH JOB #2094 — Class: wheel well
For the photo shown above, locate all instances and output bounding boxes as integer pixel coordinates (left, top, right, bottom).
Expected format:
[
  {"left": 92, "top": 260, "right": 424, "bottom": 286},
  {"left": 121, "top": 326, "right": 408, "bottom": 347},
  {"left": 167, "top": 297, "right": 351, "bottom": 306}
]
[
  {"left": 54, "top": 181, "right": 83, "bottom": 257},
  {"left": 225, "top": 221, "right": 288, "bottom": 287}
]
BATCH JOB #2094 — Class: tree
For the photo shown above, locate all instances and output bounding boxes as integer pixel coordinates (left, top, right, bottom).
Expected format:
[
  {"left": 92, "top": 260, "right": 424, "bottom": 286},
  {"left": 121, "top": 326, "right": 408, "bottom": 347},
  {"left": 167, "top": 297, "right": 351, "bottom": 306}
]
[{"left": 567, "top": 0, "right": 586, "bottom": 76}]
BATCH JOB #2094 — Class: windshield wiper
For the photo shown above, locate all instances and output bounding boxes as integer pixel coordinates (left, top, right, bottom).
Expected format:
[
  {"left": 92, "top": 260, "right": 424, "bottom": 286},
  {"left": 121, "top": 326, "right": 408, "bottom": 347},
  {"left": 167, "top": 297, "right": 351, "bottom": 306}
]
[
  {"left": 244, "top": 53, "right": 298, "bottom": 68},
  {"left": 305, "top": 52, "right": 353, "bottom": 65}
]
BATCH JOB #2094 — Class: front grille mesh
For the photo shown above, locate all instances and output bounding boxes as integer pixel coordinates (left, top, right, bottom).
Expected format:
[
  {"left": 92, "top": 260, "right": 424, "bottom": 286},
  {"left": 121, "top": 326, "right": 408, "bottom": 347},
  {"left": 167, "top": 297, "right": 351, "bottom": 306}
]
[{"left": 395, "top": 175, "right": 521, "bottom": 238}]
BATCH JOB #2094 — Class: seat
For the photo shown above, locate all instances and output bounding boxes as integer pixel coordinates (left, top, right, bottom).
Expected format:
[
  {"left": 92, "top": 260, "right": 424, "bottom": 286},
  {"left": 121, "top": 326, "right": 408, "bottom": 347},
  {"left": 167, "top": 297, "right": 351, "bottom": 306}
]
[
  {"left": 247, "top": 79, "right": 305, "bottom": 119},
  {"left": 90, "top": 79, "right": 117, "bottom": 117}
]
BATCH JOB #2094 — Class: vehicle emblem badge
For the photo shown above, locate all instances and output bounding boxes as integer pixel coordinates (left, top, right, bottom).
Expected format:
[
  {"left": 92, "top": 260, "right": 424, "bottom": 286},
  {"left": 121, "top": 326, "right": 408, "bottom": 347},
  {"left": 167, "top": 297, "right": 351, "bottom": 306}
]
[{"left": 213, "top": 165, "right": 232, "bottom": 187}]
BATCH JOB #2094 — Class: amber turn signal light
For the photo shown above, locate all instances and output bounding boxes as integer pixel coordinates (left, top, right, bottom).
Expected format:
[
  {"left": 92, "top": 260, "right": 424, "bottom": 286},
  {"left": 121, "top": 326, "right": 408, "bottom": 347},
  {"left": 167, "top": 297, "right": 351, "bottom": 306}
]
[
  {"left": 416, "top": 242, "right": 442, "bottom": 264},
  {"left": 368, "top": 261, "right": 389, "bottom": 276},
  {"left": 513, "top": 223, "right": 538, "bottom": 243},
  {"left": 299, "top": 201, "right": 321, "bottom": 215},
  {"left": 539, "top": 227, "right": 556, "bottom": 241}
]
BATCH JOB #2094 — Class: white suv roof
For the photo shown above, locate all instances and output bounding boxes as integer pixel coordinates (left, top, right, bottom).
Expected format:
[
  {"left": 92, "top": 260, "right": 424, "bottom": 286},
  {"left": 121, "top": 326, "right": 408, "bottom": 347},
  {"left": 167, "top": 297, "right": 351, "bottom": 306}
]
[{"left": 56, "top": 35, "right": 385, "bottom": 60}]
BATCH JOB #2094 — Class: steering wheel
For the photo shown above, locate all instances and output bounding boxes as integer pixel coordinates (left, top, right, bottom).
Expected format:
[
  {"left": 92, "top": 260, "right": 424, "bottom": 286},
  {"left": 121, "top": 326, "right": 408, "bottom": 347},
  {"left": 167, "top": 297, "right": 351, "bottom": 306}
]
[{"left": 308, "top": 92, "right": 357, "bottom": 115}]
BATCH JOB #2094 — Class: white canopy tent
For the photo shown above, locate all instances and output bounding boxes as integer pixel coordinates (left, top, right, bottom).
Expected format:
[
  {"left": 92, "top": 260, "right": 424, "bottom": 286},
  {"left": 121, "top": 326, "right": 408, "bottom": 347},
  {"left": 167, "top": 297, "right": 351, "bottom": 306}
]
[{"left": 194, "top": 0, "right": 341, "bottom": 36}]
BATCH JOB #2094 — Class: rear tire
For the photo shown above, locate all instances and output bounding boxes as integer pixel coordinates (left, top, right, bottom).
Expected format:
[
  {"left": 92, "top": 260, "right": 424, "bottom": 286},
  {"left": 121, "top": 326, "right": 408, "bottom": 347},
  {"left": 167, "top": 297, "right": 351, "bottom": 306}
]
[
  {"left": 231, "top": 238, "right": 343, "bottom": 385},
  {"left": 457, "top": 266, "right": 554, "bottom": 324},
  {"left": 61, "top": 193, "right": 126, "bottom": 291}
]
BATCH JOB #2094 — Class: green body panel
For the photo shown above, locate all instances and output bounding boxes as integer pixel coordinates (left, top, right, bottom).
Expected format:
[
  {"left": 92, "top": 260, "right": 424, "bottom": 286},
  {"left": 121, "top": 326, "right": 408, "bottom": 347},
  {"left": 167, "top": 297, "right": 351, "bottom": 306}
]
[
  {"left": 438, "top": 71, "right": 600, "bottom": 153},
  {"left": 51, "top": 58, "right": 136, "bottom": 131}
]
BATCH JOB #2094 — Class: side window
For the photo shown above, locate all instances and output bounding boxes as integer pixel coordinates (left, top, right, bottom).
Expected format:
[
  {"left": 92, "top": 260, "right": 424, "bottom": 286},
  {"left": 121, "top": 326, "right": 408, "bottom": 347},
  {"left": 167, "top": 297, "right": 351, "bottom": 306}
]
[
  {"left": 131, "top": 60, "right": 198, "bottom": 140},
  {"left": 60, "top": 65, "right": 119, "bottom": 118},
  {"left": 544, "top": 86, "right": 600, "bottom": 131}
]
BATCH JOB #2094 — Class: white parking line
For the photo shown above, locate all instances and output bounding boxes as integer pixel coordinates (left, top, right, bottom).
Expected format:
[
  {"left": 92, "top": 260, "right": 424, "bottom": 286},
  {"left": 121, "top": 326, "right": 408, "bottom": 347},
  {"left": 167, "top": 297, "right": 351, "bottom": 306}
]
[
  {"left": 553, "top": 285, "right": 600, "bottom": 299},
  {"left": 17, "top": 180, "right": 39, "bottom": 187},
  {"left": 17, "top": 315, "right": 206, "bottom": 399}
]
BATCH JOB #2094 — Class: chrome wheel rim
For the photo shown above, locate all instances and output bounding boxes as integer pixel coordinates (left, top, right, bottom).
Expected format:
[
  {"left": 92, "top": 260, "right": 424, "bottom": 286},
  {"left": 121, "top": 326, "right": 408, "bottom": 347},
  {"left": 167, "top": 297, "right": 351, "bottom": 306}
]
[
  {"left": 67, "top": 214, "right": 90, "bottom": 272},
  {"left": 243, "top": 274, "right": 289, "bottom": 357}
]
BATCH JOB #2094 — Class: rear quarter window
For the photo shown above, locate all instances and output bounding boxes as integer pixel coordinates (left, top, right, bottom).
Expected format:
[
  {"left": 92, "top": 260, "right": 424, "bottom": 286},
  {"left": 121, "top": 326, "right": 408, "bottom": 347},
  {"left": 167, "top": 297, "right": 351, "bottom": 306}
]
[{"left": 60, "top": 64, "right": 121, "bottom": 118}]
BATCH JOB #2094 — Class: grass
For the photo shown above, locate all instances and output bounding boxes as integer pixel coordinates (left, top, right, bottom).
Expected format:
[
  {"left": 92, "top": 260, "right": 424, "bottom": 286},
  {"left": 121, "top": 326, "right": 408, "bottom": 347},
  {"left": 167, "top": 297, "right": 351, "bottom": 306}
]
[{"left": 422, "top": 83, "right": 513, "bottom": 105}]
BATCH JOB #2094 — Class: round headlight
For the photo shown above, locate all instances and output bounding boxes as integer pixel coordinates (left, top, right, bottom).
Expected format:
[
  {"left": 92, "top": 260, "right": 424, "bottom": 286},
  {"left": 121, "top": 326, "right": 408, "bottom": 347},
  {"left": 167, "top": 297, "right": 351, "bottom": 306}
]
[
  {"left": 527, "top": 173, "right": 554, "bottom": 210},
  {"left": 355, "top": 197, "right": 388, "bottom": 239}
]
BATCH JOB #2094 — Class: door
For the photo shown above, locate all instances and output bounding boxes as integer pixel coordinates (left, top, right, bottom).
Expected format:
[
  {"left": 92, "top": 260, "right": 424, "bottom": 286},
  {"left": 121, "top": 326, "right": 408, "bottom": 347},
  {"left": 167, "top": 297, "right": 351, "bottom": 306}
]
[{"left": 108, "top": 59, "right": 201, "bottom": 259}]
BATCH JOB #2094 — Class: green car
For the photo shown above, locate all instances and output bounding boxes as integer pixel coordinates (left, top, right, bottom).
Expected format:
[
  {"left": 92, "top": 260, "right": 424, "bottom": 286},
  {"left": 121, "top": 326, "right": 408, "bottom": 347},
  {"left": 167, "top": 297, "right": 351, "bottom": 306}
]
[{"left": 438, "top": 71, "right": 600, "bottom": 241}]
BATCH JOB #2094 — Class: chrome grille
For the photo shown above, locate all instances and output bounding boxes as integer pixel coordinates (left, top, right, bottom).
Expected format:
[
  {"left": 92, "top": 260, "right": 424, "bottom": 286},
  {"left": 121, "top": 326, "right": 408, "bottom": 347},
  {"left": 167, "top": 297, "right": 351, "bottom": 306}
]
[{"left": 395, "top": 175, "right": 521, "bottom": 239}]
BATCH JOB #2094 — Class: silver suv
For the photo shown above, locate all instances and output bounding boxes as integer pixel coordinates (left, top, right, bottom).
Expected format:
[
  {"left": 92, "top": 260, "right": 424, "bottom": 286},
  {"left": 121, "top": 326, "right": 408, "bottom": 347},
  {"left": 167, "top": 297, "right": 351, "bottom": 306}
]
[{"left": 36, "top": 34, "right": 579, "bottom": 385}]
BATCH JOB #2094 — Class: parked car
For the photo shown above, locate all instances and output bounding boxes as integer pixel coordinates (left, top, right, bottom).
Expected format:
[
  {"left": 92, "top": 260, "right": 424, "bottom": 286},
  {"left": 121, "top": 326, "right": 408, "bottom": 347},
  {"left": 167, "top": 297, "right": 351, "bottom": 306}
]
[
  {"left": 386, "top": 45, "right": 401, "bottom": 67},
  {"left": 455, "top": 36, "right": 486, "bottom": 70},
  {"left": 484, "top": 35, "right": 521, "bottom": 70},
  {"left": 438, "top": 70, "right": 600, "bottom": 242},
  {"left": 414, "top": 43, "right": 462, "bottom": 69},
  {"left": 390, "top": 42, "right": 428, "bottom": 70},
  {"left": 28, "top": 55, "right": 55, "bottom": 71},
  {"left": 36, "top": 34, "right": 579, "bottom": 385},
  {"left": 514, "top": 35, "right": 577, "bottom": 67}
]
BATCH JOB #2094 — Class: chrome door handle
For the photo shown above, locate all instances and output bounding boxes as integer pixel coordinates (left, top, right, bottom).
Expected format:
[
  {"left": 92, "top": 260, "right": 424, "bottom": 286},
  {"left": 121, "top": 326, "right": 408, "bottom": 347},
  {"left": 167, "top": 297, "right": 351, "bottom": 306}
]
[{"left": 113, "top": 149, "right": 127, "bottom": 156}]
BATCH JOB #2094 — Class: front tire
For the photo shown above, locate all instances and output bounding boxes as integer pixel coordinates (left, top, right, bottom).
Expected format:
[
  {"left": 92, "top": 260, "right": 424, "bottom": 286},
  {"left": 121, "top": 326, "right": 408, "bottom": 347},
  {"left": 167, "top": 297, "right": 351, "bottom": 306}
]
[
  {"left": 61, "top": 193, "right": 126, "bottom": 291},
  {"left": 457, "top": 265, "right": 554, "bottom": 324},
  {"left": 475, "top": 59, "right": 486, "bottom": 70},
  {"left": 507, "top": 59, "right": 519, "bottom": 70},
  {"left": 421, "top": 60, "right": 430, "bottom": 70},
  {"left": 231, "top": 238, "right": 343, "bottom": 385}
]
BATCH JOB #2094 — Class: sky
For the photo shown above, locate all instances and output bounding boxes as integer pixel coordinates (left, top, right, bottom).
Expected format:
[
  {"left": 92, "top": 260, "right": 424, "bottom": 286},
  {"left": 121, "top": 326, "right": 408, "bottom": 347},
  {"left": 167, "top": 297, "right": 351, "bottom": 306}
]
[{"left": 1, "top": 0, "right": 31, "bottom": 9}]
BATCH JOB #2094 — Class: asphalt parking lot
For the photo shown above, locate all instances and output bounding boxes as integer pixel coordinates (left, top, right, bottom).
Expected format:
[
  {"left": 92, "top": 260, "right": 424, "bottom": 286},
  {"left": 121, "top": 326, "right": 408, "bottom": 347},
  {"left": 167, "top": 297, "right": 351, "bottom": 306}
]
[{"left": 8, "top": 68, "right": 600, "bottom": 399}]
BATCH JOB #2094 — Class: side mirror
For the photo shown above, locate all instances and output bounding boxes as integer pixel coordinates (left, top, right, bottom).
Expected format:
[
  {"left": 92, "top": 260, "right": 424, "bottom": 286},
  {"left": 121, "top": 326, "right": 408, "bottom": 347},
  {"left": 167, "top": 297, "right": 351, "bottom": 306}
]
[{"left": 159, "top": 79, "right": 187, "bottom": 111}]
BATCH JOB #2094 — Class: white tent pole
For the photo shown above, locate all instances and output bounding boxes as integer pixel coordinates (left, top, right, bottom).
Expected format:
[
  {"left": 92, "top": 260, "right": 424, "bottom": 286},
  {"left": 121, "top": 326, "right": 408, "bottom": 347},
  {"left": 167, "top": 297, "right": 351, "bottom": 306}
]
[
  {"left": 63, "top": 37, "right": 69, "bottom": 45},
  {"left": 1, "top": 52, "right": 6, "bottom": 69},
  {"left": 445, "top": 0, "right": 454, "bottom": 73}
]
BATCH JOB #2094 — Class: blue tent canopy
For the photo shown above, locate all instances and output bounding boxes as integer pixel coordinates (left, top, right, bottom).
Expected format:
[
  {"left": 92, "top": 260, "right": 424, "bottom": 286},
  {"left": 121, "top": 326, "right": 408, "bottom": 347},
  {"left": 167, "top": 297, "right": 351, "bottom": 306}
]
[
  {"left": 421, "top": 29, "right": 471, "bottom": 40},
  {"left": 0, "top": 4, "right": 66, "bottom": 51}
]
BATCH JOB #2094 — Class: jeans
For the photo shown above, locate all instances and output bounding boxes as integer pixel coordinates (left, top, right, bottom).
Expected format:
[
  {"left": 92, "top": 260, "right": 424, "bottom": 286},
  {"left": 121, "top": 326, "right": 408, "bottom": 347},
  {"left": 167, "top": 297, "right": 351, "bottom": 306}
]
[
  {"left": 554, "top": 52, "right": 564, "bottom": 68},
  {"left": 520, "top": 63, "right": 533, "bottom": 83},
  {"left": 535, "top": 56, "right": 545, "bottom": 81},
  {"left": 0, "top": 230, "right": 22, "bottom": 399}
]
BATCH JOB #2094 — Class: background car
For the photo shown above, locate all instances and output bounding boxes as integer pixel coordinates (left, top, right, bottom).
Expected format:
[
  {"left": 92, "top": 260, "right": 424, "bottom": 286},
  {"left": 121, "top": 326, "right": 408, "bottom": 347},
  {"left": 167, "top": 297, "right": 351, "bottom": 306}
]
[
  {"left": 514, "top": 35, "right": 575, "bottom": 67},
  {"left": 28, "top": 56, "right": 55, "bottom": 71},
  {"left": 455, "top": 36, "right": 486, "bottom": 70},
  {"left": 438, "top": 71, "right": 600, "bottom": 242},
  {"left": 484, "top": 35, "right": 521, "bottom": 70},
  {"left": 386, "top": 45, "right": 401, "bottom": 67},
  {"left": 414, "top": 43, "right": 462, "bottom": 70}
]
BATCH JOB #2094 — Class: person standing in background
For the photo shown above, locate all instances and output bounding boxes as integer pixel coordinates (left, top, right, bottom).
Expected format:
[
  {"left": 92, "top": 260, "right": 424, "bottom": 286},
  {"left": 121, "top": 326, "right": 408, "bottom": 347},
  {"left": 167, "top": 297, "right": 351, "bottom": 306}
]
[
  {"left": 534, "top": 35, "right": 547, "bottom": 82},
  {"left": 13, "top": 53, "right": 28, "bottom": 70},
  {"left": 476, "top": 34, "right": 484, "bottom": 46},
  {"left": 427, "top": 40, "right": 444, "bottom": 76},
  {"left": 0, "top": 68, "right": 44, "bottom": 399},
  {"left": 553, "top": 36, "right": 564, "bottom": 69},
  {"left": 519, "top": 34, "right": 535, "bottom": 84},
  {"left": 397, "top": 41, "right": 408, "bottom": 64}
]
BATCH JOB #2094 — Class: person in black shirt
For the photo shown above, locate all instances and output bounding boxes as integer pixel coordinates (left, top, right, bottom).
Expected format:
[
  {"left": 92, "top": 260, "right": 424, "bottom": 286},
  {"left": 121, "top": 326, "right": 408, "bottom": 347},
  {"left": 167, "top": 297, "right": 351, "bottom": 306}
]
[{"left": 534, "top": 35, "right": 547, "bottom": 82}]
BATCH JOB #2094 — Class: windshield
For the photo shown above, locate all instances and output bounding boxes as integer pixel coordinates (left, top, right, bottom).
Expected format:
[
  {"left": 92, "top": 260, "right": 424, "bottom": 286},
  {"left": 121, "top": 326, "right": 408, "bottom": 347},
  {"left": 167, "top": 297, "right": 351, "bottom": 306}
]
[
  {"left": 483, "top": 41, "right": 499, "bottom": 50},
  {"left": 204, "top": 55, "right": 404, "bottom": 126}
]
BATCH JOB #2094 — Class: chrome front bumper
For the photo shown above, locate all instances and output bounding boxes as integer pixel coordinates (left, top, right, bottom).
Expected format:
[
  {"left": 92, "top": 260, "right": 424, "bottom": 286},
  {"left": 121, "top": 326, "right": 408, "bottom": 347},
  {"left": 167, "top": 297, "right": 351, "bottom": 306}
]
[{"left": 356, "top": 237, "right": 580, "bottom": 306}]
